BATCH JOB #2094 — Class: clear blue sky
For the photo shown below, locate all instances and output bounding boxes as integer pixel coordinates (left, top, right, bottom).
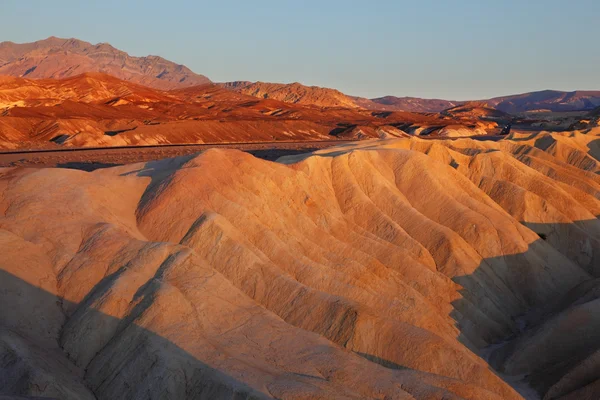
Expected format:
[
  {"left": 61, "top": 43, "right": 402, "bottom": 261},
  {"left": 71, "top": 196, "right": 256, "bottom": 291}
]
[{"left": 1, "top": 0, "right": 599, "bottom": 100}]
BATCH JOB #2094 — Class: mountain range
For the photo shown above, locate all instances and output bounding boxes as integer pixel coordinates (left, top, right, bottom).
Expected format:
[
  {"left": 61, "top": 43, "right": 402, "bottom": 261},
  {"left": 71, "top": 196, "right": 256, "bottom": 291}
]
[
  {"left": 223, "top": 81, "right": 600, "bottom": 114},
  {"left": 1, "top": 37, "right": 599, "bottom": 114}
]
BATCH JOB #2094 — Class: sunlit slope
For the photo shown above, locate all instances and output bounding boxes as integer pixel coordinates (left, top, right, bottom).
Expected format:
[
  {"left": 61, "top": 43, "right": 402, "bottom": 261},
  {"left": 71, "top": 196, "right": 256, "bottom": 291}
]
[{"left": 1, "top": 128, "right": 599, "bottom": 399}]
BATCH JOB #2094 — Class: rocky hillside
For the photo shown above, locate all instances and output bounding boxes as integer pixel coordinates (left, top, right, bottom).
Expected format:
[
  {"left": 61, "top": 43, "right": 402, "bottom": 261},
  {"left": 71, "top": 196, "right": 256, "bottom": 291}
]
[
  {"left": 0, "top": 72, "right": 176, "bottom": 108},
  {"left": 441, "top": 102, "right": 510, "bottom": 119},
  {"left": 217, "top": 81, "right": 360, "bottom": 108},
  {"left": 357, "top": 95, "right": 460, "bottom": 113},
  {"left": 219, "top": 81, "right": 463, "bottom": 112},
  {"left": 0, "top": 37, "right": 210, "bottom": 90}
]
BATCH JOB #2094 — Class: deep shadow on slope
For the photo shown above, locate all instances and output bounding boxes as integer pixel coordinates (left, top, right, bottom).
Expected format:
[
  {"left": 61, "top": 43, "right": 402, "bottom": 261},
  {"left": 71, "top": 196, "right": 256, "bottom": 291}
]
[
  {"left": 587, "top": 138, "right": 600, "bottom": 164},
  {"left": 450, "top": 219, "right": 600, "bottom": 400},
  {"left": 0, "top": 269, "right": 269, "bottom": 400}
]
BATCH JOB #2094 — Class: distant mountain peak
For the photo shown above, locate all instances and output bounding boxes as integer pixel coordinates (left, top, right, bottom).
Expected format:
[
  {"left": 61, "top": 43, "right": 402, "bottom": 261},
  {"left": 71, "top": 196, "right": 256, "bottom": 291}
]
[{"left": 0, "top": 37, "right": 210, "bottom": 90}]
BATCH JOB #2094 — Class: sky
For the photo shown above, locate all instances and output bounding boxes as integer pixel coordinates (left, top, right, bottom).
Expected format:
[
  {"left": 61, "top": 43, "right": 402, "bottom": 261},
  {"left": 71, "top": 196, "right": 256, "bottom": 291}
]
[{"left": 1, "top": 0, "right": 599, "bottom": 100}]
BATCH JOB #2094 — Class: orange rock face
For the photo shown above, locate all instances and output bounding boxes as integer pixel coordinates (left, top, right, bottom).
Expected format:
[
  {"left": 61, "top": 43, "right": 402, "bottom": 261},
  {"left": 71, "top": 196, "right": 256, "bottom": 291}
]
[{"left": 0, "top": 128, "right": 598, "bottom": 399}]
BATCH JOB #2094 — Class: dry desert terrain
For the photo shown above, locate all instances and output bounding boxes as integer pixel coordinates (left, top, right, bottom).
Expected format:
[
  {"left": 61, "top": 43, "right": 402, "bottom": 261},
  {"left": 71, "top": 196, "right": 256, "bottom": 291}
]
[{"left": 0, "top": 127, "right": 599, "bottom": 399}]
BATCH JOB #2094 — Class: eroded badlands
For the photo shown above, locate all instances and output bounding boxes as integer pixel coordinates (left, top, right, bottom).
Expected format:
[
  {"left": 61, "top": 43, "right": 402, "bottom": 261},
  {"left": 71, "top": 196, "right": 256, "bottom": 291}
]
[{"left": 1, "top": 128, "right": 599, "bottom": 399}]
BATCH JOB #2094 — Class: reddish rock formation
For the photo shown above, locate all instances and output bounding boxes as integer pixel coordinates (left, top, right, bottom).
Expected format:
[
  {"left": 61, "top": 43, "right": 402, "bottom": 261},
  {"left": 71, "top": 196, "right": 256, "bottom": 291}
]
[{"left": 0, "top": 74, "right": 498, "bottom": 149}]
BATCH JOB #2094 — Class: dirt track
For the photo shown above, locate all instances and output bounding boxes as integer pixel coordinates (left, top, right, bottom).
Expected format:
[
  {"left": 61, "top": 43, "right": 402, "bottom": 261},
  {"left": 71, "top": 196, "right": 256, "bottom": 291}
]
[
  {"left": 0, "top": 136, "right": 507, "bottom": 171},
  {"left": 0, "top": 141, "right": 353, "bottom": 171}
]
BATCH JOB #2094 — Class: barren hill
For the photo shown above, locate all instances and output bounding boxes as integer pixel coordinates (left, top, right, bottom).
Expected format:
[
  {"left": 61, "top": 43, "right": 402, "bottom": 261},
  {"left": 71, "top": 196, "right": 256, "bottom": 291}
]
[
  {"left": 0, "top": 37, "right": 210, "bottom": 90},
  {"left": 1, "top": 127, "right": 599, "bottom": 399},
  {"left": 217, "top": 81, "right": 360, "bottom": 108},
  {"left": 442, "top": 102, "right": 510, "bottom": 119},
  {"left": 0, "top": 72, "right": 176, "bottom": 108},
  {"left": 219, "top": 81, "right": 462, "bottom": 112},
  {"left": 359, "top": 95, "right": 460, "bottom": 112}
]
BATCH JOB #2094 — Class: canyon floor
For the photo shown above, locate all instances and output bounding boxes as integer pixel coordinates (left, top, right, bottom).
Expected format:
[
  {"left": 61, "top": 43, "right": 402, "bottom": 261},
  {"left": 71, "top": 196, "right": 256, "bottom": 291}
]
[{"left": 1, "top": 127, "right": 599, "bottom": 400}]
